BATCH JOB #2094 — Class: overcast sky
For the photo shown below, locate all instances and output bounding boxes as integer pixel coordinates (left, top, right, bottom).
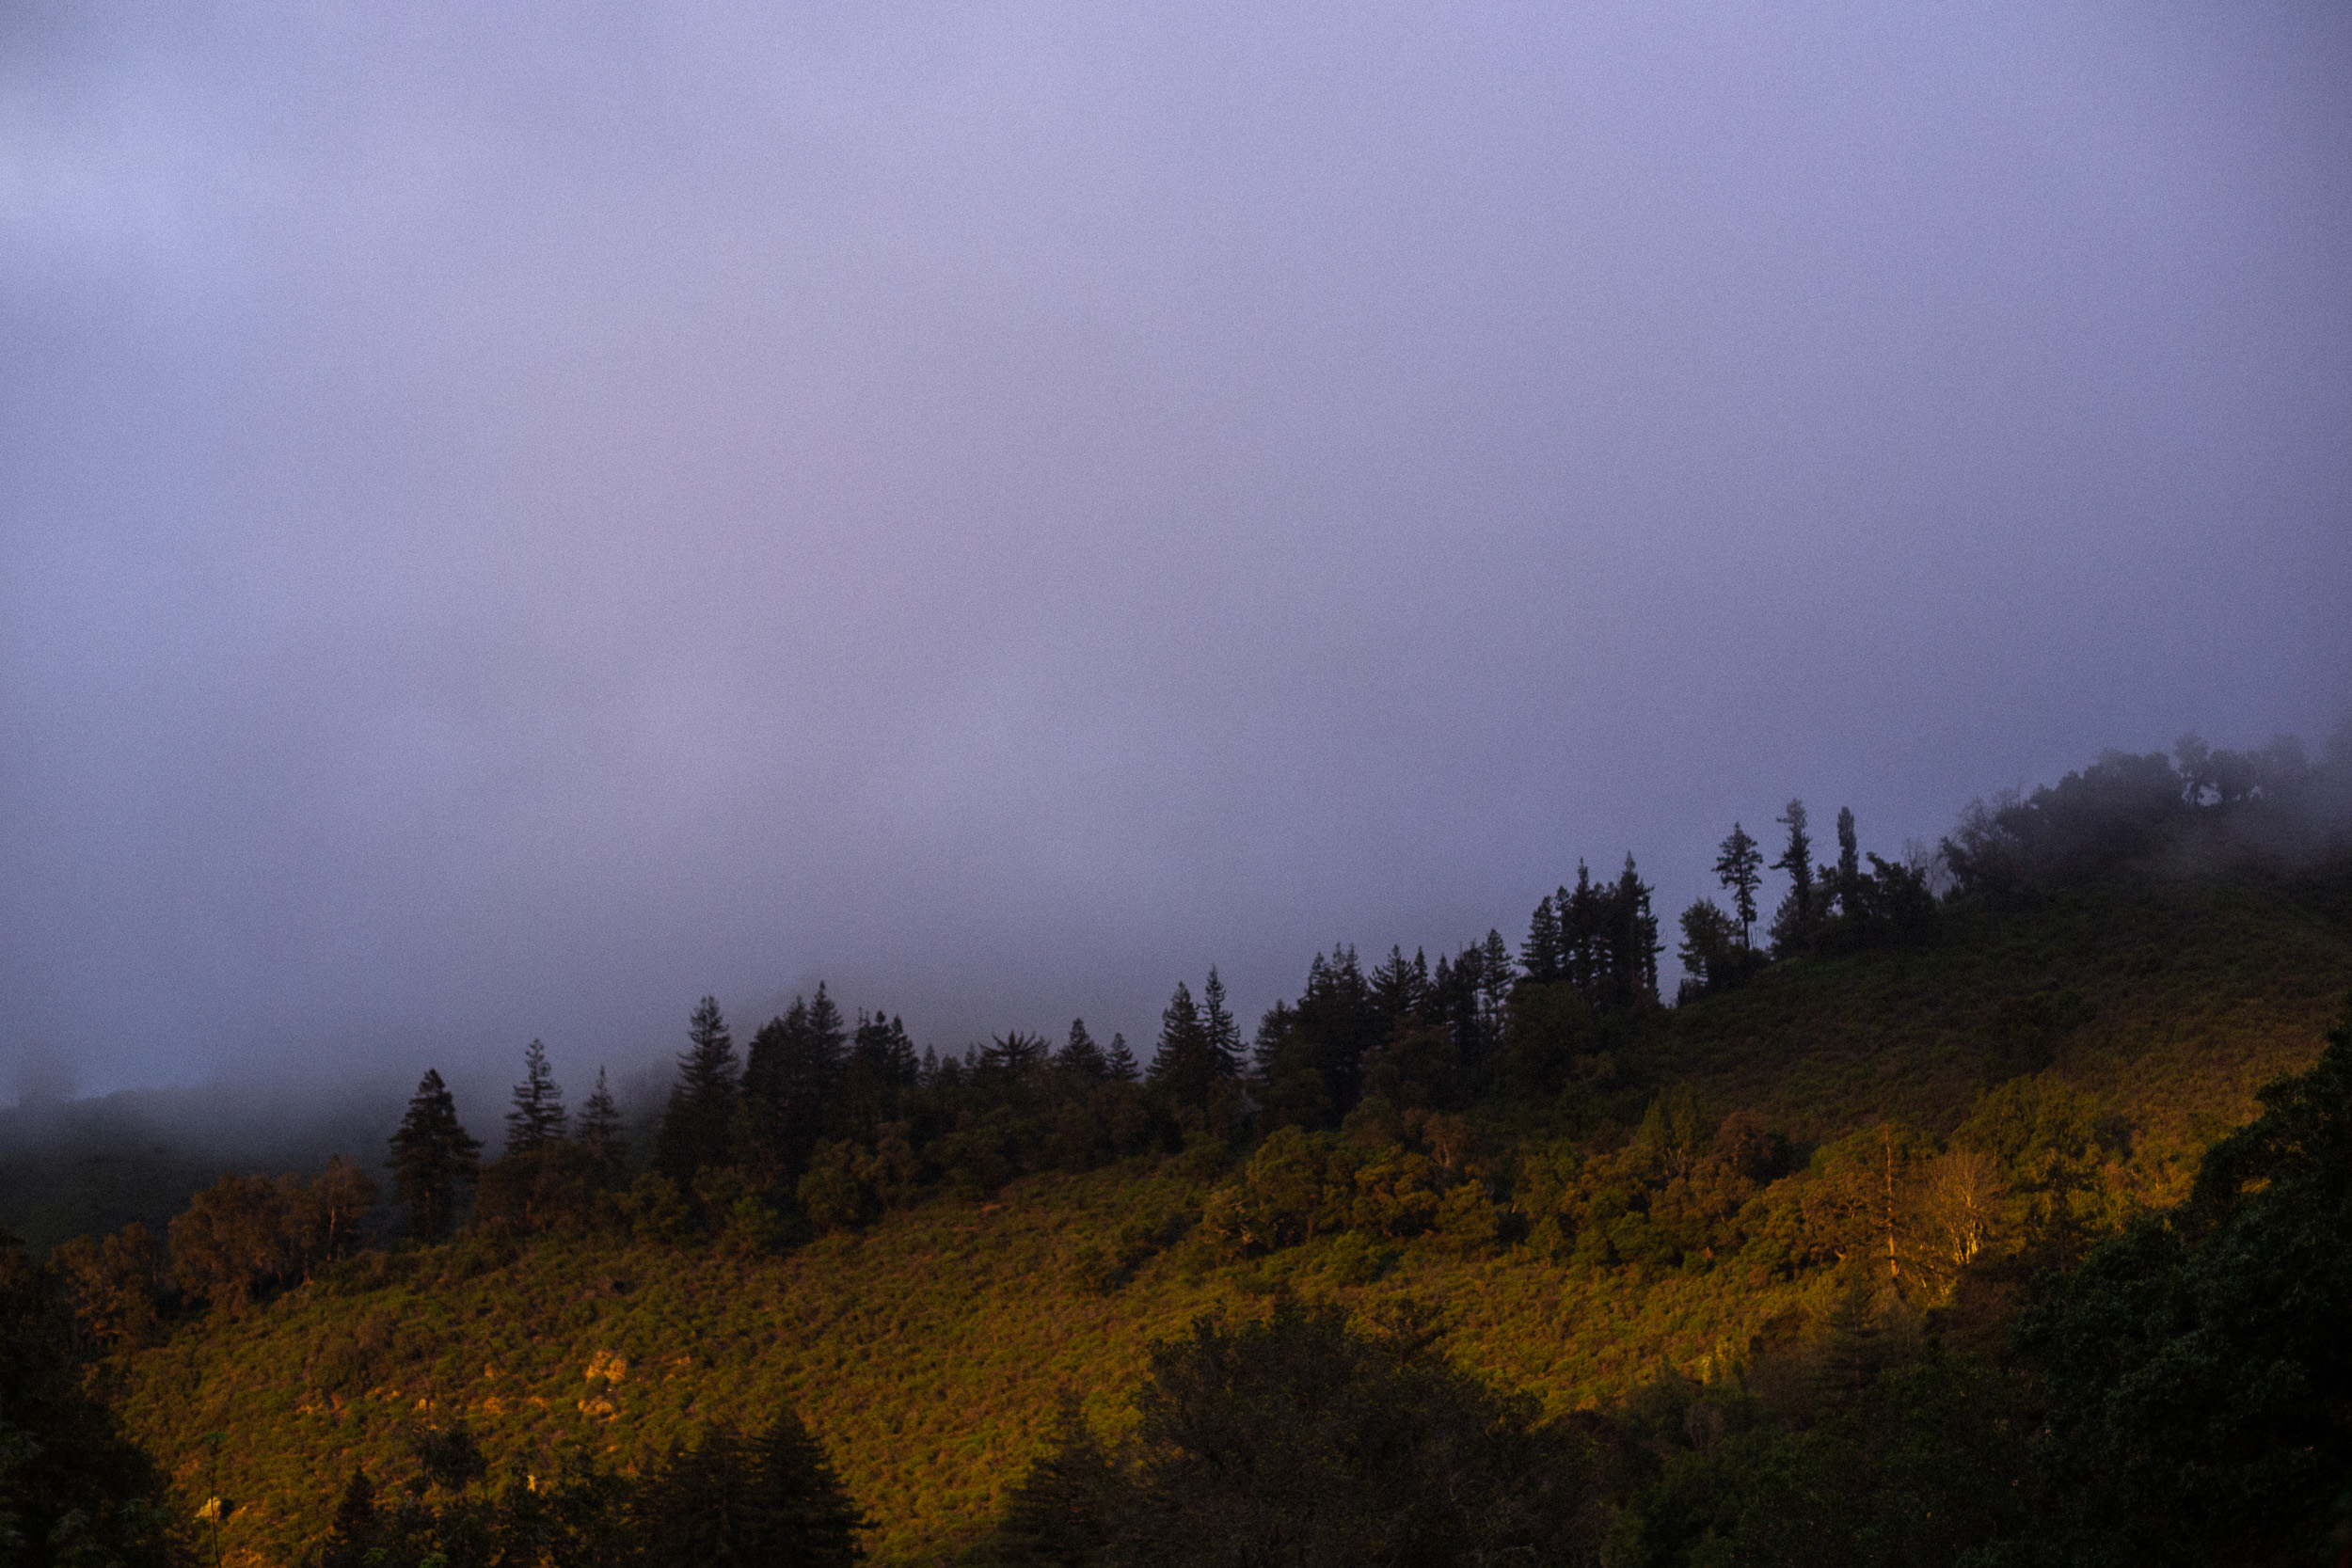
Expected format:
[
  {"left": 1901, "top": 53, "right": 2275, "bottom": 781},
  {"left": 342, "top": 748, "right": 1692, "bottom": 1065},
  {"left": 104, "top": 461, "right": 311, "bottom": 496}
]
[{"left": 5, "top": 1, "right": 2349, "bottom": 1106}]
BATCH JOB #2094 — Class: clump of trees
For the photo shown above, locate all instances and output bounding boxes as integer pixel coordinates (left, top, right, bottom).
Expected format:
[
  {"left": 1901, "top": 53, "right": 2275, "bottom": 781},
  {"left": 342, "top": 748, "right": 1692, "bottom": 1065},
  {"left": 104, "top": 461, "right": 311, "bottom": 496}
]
[
  {"left": 0, "top": 1227, "right": 180, "bottom": 1568},
  {"left": 2002, "top": 998, "right": 2352, "bottom": 1567},
  {"left": 311, "top": 1405, "right": 865, "bottom": 1567},
  {"left": 1942, "top": 730, "right": 2348, "bottom": 895},
  {"left": 988, "top": 1296, "right": 1609, "bottom": 1567}
]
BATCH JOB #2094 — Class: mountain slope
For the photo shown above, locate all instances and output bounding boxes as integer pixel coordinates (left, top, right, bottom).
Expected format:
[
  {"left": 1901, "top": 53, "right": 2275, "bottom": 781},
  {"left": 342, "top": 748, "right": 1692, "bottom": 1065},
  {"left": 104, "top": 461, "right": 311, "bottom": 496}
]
[{"left": 100, "top": 855, "right": 2352, "bottom": 1566}]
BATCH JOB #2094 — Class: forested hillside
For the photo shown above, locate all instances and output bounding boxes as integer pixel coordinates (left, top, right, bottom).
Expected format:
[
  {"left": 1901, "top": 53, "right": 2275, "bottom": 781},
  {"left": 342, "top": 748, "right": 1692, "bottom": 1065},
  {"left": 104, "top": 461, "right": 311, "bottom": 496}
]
[{"left": 10, "top": 736, "right": 2352, "bottom": 1566}]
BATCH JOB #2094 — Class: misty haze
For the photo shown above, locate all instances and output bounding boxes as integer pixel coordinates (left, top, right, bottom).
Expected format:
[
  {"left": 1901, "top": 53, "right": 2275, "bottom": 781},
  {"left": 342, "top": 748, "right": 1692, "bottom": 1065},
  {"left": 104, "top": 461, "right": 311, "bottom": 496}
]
[{"left": 5, "top": 4, "right": 2352, "bottom": 1566}]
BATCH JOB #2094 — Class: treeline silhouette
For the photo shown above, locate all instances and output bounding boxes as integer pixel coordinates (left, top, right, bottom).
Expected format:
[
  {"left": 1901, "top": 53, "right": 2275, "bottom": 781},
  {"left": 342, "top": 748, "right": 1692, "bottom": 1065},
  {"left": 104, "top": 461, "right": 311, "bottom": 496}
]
[
  {"left": 10, "top": 727, "right": 2352, "bottom": 1567},
  {"left": 306, "top": 1407, "right": 864, "bottom": 1568}
]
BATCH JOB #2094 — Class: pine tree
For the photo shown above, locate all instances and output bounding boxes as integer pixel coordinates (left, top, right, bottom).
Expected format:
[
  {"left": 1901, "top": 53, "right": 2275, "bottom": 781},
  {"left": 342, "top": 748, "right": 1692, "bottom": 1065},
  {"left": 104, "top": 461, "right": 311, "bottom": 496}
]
[
  {"left": 388, "top": 1069, "right": 481, "bottom": 1240},
  {"left": 320, "top": 1468, "right": 377, "bottom": 1568},
  {"left": 1274, "top": 944, "right": 1379, "bottom": 1117},
  {"left": 1250, "top": 1001, "right": 1295, "bottom": 1081},
  {"left": 1478, "top": 928, "right": 1515, "bottom": 1034},
  {"left": 1519, "top": 895, "right": 1563, "bottom": 984},
  {"left": 842, "top": 1013, "right": 919, "bottom": 1135},
  {"left": 1677, "top": 899, "right": 1740, "bottom": 999},
  {"left": 1105, "top": 1033, "right": 1139, "bottom": 1084},
  {"left": 980, "top": 1030, "right": 1051, "bottom": 1081},
  {"left": 1771, "top": 800, "right": 1817, "bottom": 953},
  {"left": 637, "top": 1410, "right": 866, "bottom": 1565},
  {"left": 1059, "top": 1019, "right": 1108, "bottom": 1083},
  {"left": 806, "top": 982, "right": 848, "bottom": 1067},
  {"left": 655, "top": 996, "right": 740, "bottom": 1183},
  {"left": 1564, "top": 865, "right": 1602, "bottom": 1000},
  {"left": 1611, "top": 854, "right": 1662, "bottom": 1007},
  {"left": 1147, "top": 980, "right": 1232, "bottom": 1111},
  {"left": 1200, "top": 968, "right": 1242, "bottom": 1077},
  {"left": 577, "top": 1067, "right": 628, "bottom": 1184},
  {"left": 1370, "top": 946, "right": 1430, "bottom": 1022},
  {"left": 1835, "top": 805, "right": 1864, "bottom": 919},
  {"left": 1714, "top": 822, "right": 1764, "bottom": 947},
  {"left": 745, "top": 992, "right": 847, "bottom": 1185},
  {"left": 504, "top": 1038, "right": 568, "bottom": 1156},
  {"left": 745, "top": 1408, "right": 869, "bottom": 1563}
]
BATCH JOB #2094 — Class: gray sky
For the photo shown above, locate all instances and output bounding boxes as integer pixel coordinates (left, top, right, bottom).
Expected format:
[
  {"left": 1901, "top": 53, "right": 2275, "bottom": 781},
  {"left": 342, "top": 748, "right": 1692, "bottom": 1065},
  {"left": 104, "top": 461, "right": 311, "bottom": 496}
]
[{"left": 6, "top": 1, "right": 2349, "bottom": 1106}]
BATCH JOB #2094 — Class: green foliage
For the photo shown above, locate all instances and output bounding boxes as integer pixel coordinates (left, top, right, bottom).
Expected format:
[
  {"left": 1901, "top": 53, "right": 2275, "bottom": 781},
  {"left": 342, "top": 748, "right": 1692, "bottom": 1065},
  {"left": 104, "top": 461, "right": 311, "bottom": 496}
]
[
  {"left": 634, "top": 1409, "right": 866, "bottom": 1566},
  {"left": 988, "top": 1297, "right": 1606, "bottom": 1567},
  {"left": 389, "top": 1069, "right": 482, "bottom": 1242},
  {"left": 43, "top": 770, "right": 2352, "bottom": 1565},
  {"left": 2007, "top": 997, "right": 2352, "bottom": 1567},
  {"left": 504, "top": 1039, "right": 570, "bottom": 1157},
  {"left": 655, "top": 997, "right": 740, "bottom": 1184},
  {"left": 0, "top": 1231, "right": 178, "bottom": 1568},
  {"left": 1607, "top": 1347, "right": 2037, "bottom": 1568}
]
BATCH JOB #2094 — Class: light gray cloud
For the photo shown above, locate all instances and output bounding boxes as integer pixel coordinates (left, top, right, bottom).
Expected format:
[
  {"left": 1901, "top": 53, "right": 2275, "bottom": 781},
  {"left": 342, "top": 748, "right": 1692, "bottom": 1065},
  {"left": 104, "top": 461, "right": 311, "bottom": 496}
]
[{"left": 5, "top": 0, "right": 2348, "bottom": 1101}]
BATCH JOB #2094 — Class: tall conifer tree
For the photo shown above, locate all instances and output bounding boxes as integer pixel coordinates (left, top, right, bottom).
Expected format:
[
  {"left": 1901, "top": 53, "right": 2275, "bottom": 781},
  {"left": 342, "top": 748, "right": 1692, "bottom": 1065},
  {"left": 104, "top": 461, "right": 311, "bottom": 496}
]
[
  {"left": 1370, "top": 946, "right": 1431, "bottom": 1021},
  {"left": 1771, "top": 799, "right": 1816, "bottom": 951},
  {"left": 655, "top": 996, "right": 739, "bottom": 1182},
  {"left": 1714, "top": 822, "right": 1764, "bottom": 947},
  {"left": 1200, "top": 968, "right": 1242, "bottom": 1078},
  {"left": 388, "top": 1069, "right": 480, "bottom": 1240},
  {"left": 744, "top": 990, "right": 849, "bottom": 1184},
  {"left": 841, "top": 1012, "right": 919, "bottom": 1136},
  {"left": 1520, "top": 896, "right": 1563, "bottom": 984},
  {"left": 1148, "top": 980, "right": 1232, "bottom": 1111},
  {"left": 1059, "top": 1019, "right": 1108, "bottom": 1083},
  {"left": 1105, "top": 1033, "right": 1139, "bottom": 1084},
  {"left": 1478, "top": 928, "right": 1515, "bottom": 1037},
  {"left": 577, "top": 1066, "right": 628, "bottom": 1184},
  {"left": 504, "top": 1038, "right": 568, "bottom": 1156},
  {"left": 1835, "top": 805, "right": 1864, "bottom": 919}
]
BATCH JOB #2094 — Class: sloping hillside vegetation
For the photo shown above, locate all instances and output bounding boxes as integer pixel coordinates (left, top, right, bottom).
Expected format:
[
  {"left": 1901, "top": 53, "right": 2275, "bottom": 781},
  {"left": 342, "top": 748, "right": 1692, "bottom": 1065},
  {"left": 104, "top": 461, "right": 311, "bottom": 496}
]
[{"left": 14, "top": 736, "right": 2352, "bottom": 1566}]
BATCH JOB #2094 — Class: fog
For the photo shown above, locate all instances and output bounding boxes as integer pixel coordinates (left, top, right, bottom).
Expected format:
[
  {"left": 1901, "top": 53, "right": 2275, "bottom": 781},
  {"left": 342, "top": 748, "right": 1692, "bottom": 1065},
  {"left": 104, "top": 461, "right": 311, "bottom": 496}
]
[{"left": 5, "top": 2, "right": 2349, "bottom": 1111}]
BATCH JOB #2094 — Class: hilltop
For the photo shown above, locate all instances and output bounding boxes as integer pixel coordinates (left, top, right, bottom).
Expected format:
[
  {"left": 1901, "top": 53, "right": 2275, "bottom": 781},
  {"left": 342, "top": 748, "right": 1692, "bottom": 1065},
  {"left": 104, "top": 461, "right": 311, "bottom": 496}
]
[
  {"left": 17, "top": 736, "right": 2352, "bottom": 1565},
  {"left": 94, "top": 855, "right": 2352, "bottom": 1563}
]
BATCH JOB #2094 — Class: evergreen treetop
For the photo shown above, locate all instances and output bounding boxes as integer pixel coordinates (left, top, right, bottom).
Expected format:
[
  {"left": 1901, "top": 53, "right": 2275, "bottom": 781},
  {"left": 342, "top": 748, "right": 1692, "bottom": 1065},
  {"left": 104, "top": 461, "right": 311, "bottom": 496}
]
[
  {"left": 503, "top": 1038, "right": 568, "bottom": 1157},
  {"left": 655, "top": 996, "right": 740, "bottom": 1182},
  {"left": 1058, "top": 1019, "right": 1108, "bottom": 1082},
  {"left": 388, "top": 1069, "right": 481, "bottom": 1241},
  {"left": 1200, "top": 968, "right": 1242, "bottom": 1077},
  {"left": 1714, "top": 821, "right": 1763, "bottom": 946},
  {"left": 1104, "top": 1033, "right": 1139, "bottom": 1084},
  {"left": 1147, "top": 979, "right": 1234, "bottom": 1111},
  {"left": 577, "top": 1066, "right": 628, "bottom": 1181}
]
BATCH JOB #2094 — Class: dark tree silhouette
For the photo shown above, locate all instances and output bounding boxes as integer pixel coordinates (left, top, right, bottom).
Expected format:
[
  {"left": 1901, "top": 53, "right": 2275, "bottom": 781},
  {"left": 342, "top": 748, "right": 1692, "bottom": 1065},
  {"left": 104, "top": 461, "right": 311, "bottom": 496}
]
[
  {"left": 743, "top": 988, "right": 848, "bottom": 1183},
  {"left": 1104, "top": 1033, "right": 1139, "bottom": 1084},
  {"left": 1147, "top": 979, "right": 1236, "bottom": 1114},
  {"left": 576, "top": 1066, "right": 629, "bottom": 1184},
  {"left": 503, "top": 1037, "right": 568, "bottom": 1156},
  {"left": 1833, "top": 805, "right": 1864, "bottom": 921},
  {"left": 1254, "top": 945, "right": 1382, "bottom": 1128},
  {"left": 1369, "top": 946, "right": 1431, "bottom": 1022},
  {"left": 2012, "top": 998, "right": 2352, "bottom": 1568},
  {"left": 636, "top": 1409, "right": 866, "bottom": 1565},
  {"left": 655, "top": 997, "right": 740, "bottom": 1183},
  {"left": 388, "top": 1069, "right": 481, "bottom": 1241},
  {"left": 840, "top": 1011, "right": 920, "bottom": 1138},
  {"left": 1200, "top": 968, "right": 1242, "bottom": 1077},
  {"left": 1713, "top": 821, "right": 1763, "bottom": 947},
  {"left": 993, "top": 1298, "right": 1602, "bottom": 1566},
  {"left": 1059, "top": 1019, "right": 1108, "bottom": 1083},
  {"left": 1520, "top": 893, "right": 1565, "bottom": 983},
  {"left": 1770, "top": 799, "right": 1816, "bottom": 952}
]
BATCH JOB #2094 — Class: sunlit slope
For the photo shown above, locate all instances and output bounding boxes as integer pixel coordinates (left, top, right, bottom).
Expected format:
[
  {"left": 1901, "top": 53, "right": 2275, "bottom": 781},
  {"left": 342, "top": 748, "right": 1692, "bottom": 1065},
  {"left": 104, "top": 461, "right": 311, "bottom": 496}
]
[
  {"left": 1651, "top": 861, "right": 2352, "bottom": 1173},
  {"left": 113, "top": 1170, "right": 1810, "bottom": 1567},
  {"left": 112, "top": 858, "right": 2352, "bottom": 1566}
]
